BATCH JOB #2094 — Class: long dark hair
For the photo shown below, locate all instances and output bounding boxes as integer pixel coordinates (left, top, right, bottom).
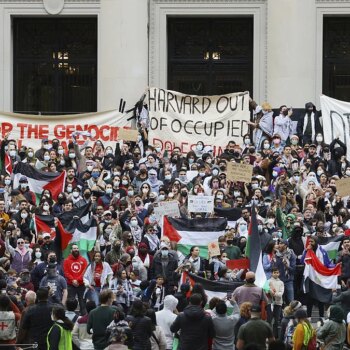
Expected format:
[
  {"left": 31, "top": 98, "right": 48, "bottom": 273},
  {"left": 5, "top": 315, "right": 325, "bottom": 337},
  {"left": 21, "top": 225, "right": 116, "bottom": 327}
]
[{"left": 52, "top": 306, "right": 74, "bottom": 331}]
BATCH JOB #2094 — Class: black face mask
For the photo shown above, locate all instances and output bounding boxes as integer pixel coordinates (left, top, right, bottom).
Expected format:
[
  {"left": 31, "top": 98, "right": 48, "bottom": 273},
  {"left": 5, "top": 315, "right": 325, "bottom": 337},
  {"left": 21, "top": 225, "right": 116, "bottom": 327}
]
[
  {"left": 140, "top": 169, "right": 147, "bottom": 174},
  {"left": 84, "top": 193, "right": 91, "bottom": 200},
  {"left": 58, "top": 197, "right": 65, "bottom": 204},
  {"left": 149, "top": 198, "right": 155, "bottom": 203},
  {"left": 171, "top": 158, "right": 178, "bottom": 164},
  {"left": 219, "top": 166, "right": 226, "bottom": 171},
  {"left": 114, "top": 244, "right": 121, "bottom": 251},
  {"left": 226, "top": 240, "right": 234, "bottom": 245},
  {"left": 282, "top": 110, "right": 289, "bottom": 116},
  {"left": 135, "top": 200, "right": 142, "bottom": 206},
  {"left": 49, "top": 256, "right": 57, "bottom": 263},
  {"left": 181, "top": 191, "right": 187, "bottom": 197}
]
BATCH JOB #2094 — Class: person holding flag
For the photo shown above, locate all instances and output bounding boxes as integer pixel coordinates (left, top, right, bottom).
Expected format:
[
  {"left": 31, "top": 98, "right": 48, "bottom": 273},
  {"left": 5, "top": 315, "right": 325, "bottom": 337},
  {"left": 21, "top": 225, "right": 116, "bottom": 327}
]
[{"left": 302, "top": 236, "right": 341, "bottom": 319}]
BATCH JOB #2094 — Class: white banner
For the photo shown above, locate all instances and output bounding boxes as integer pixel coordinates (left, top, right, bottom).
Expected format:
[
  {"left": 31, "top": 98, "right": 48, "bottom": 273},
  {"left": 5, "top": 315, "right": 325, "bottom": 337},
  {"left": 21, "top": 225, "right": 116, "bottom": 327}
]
[
  {"left": 154, "top": 201, "right": 180, "bottom": 218},
  {"left": 0, "top": 110, "right": 133, "bottom": 150},
  {"left": 320, "top": 95, "right": 350, "bottom": 159},
  {"left": 147, "top": 88, "right": 250, "bottom": 156},
  {"left": 188, "top": 195, "right": 214, "bottom": 213}
]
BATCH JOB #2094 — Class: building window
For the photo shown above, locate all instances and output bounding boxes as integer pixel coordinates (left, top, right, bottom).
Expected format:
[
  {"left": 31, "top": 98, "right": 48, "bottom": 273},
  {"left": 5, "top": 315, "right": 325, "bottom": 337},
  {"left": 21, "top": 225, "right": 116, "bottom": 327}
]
[
  {"left": 13, "top": 17, "right": 97, "bottom": 115},
  {"left": 323, "top": 16, "right": 350, "bottom": 101},
  {"left": 167, "top": 17, "right": 253, "bottom": 96}
]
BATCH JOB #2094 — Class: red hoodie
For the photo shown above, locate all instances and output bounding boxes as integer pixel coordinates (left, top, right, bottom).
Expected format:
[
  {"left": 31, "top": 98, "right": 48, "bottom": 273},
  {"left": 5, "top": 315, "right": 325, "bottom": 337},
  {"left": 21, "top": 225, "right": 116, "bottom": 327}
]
[{"left": 63, "top": 254, "right": 88, "bottom": 286}]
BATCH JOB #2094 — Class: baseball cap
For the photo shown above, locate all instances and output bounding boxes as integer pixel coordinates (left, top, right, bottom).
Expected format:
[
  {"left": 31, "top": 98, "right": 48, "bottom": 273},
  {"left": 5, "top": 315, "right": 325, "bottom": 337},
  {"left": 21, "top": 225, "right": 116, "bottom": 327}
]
[
  {"left": 19, "top": 176, "right": 28, "bottom": 182},
  {"left": 251, "top": 305, "right": 261, "bottom": 313},
  {"left": 42, "top": 233, "right": 51, "bottom": 239},
  {"left": 103, "top": 210, "right": 112, "bottom": 216}
]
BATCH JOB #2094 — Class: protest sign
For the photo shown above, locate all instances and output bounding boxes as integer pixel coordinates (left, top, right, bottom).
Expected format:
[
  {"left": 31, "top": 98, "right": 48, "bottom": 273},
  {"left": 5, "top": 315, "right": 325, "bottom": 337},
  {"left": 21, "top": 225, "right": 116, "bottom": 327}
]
[
  {"left": 117, "top": 128, "right": 138, "bottom": 142},
  {"left": 186, "top": 170, "right": 198, "bottom": 181},
  {"left": 208, "top": 241, "right": 221, "bottom": 258},
  {"left": 147, "top": 88, "right": 250, "bottom": 156},
  {"left": 336, "top": 177, "right": 350, "bottom": 198},
  {"left": 188, "top": 195, "right": 214, "bottom": 213},
  {"left": 0, "top": 110, "right": 132, "bottom": 150},
  {"left": 154, "top": 201, "right": 180, "bottom": 218},
  {"left": 226, "top": 162, "right": 253, "bottom": 183},
  {"left": 320, "top": 95, "right": 350, "bottom": 159}
]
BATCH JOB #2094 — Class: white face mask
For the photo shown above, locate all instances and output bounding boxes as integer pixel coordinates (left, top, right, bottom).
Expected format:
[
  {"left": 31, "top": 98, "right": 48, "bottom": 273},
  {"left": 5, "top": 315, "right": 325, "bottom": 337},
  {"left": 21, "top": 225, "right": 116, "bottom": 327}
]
[
  {"left": 106, "top": 188, "right": 113, "bottom": 194},
  {"left": 66, "top": 187, "right": 73, "bottom": 193},
  {"left": 35, "top": 252, "right": 42, "bottom": 259},
  {"left": 9, "top": 150, "right": 16, "bottom": 157},
  {"left": 206, "top": 158, "right": 212, "bottom": 164},
  {"left": 106, "top": 149, "right": 113, "bottom": 155},
  {"left": 212, "top": 169, "right": 219, "bottom": 176},
  {"left": 69, "top": 153, "right": 76, "bottom": 159},
  {"left": 251, "top": 183, "right": 258, "bottom": 189},
  {"left": 291, "top": 139, "right": 298, "bottom": 145},
  {"left": 87, "top": 165, "right": 93, "bottom": 172},
  {"left": 113, "top": 181, "right": 120, "bottom": 187},
  {"left": 60, "top": 159, "right": 65, "bottom": 166},
  {"left": 4, "top": 179, "right": 11, "bottom": 186},
  {"left": 272, "top": 171, "right": 278, "bottom": 177},
  {"left": 244, "top": 138, "right": 251, "bottom": 145},
  {"left": 72, "top": 191, "right": 80, "bottom": 198},
  {"left": 267, "top": 218, "right": 275, "bottom": 225},
  {"left": 58, "top": 149, "right": 64, "bottom": 155},
  {"left": 216, "top": 194, "right": 224, "bottom": 200},
  {"left": 317, "top": 170, "right": 323, "bottom": 176},
  {"left": 130, "top": 220, "right": 138, "bottom": 227},
  {"left": 44, "top": 144, "right": 51, "bottom": 150},
  {"left": 105, "top": 228, "right": 112, "bottom": 234},
  {"left": 165, "top": 175, "right": 171, "bottom": 180},
  {"left": 28, "top": 152, "right": 34, "bottom": 158},
  {"left": 316, "top": 136, "right": 323, "bottom": 142},
  {"left": 122, "top": 180, "right": 128, "bottom": 186},
  {"left": 263, "top": 143, "right": 270, "bottom": 149},
  {"left": 294, "top": 176, "right": 300, "bottom": 182},
  {"left": 21, "top": 213, "right": 28, "bottom": 219},
  {"left": 196, "top": 144, "right": 203, "bottom": 151},
  {"left": 158, "top": 194, "right": 165, "bottom": 201},
  {"left": 234, "top": 191, "right": 240, "bottom": 197},
  {"left": 44, "top": 155, "right": 50, "bottom": 161},
  {"left": 43, "top": 205, "right": 50, "bottom": 211},
  {"left": 156, "top": 147, "right": 161, "bottom": 153},
  {"left": 21, "top": 183, "right": 28, "bottom": 189}
]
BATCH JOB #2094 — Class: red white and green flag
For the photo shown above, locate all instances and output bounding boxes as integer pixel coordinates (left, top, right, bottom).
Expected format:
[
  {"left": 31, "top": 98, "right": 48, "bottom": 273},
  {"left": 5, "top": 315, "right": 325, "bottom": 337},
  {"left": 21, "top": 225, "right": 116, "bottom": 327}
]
[
  {"left": 163, "top": 216, "right": 227, "bottom": 258},
  {"left": 13, "top": 162, "right": 66, "bottom": 203}
]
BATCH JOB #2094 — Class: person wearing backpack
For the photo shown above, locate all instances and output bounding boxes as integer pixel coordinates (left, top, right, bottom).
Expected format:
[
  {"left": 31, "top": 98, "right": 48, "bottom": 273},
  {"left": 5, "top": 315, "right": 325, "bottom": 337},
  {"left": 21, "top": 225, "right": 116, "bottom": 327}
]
[
  {"left": 317, "top": 305, "right": 346, "bottom": 350},
  {"left": 0, "top": 294, "right": 21, "bottom": 349},
  {"left": 47, "top": 305, "right": 74, "bottom": 350},
  {"left": 292, "top": 309, "right": 316, "bottom": 350}
]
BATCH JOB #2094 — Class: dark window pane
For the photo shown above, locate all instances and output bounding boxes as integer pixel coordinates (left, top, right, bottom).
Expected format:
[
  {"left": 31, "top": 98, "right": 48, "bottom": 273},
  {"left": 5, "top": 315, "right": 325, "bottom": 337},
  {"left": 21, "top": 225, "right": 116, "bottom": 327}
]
[
  {"left": 13, "top": 17, "right": 97, "bottom": 114},
  {"left": 323, "top": 16, "right": 350, "bottom": 101},
  {"left": 167, "top": 17, "right": 253, "bottom": 96}
]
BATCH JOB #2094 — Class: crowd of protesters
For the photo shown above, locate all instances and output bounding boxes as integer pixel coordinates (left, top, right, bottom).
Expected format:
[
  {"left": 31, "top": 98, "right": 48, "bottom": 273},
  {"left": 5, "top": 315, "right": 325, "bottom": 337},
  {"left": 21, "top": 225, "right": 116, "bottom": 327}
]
[{"left": 0, "top": 100, "right": 349, "bottom": 350}]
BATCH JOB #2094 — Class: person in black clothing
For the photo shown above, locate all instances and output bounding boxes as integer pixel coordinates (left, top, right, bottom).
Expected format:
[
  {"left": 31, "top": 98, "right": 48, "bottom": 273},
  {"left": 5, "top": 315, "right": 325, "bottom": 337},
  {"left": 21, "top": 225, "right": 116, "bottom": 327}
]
[
  {"left": 151, "top": 243, "right": 178, "bottom": 294},
  {"left": 174, "top": 283, "right": 190, "bottom": 312},
  {"left": 126, "top": 299, "right": 153, "bottom": 350},
  {"left": 170, "top": 293, "right": 215, "bottom": 350},
  {"left": 17, "top": 287, "right": 54, "bottom": 350},
  {"left": 328, "top": 137, "right": 348, "bottom": 177},
  {"left": 337, "top": 238, "right": 350, "bottom": 288}
]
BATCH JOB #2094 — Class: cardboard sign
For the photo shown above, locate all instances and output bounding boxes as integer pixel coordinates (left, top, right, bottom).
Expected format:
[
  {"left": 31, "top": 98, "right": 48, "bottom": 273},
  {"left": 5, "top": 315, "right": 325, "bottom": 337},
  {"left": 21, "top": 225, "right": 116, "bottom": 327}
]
[
  {"left": 154, "top": 201, "right": 180, "bottom": 218},
  {"left": 188, "top": 195, "right": 214, "bottom": 213},
  {"left": 226, "top": 162, "right": 253, "bottom": 183},
  {"left": 208, "top": 241, "right": 221, "bottom": 258},
  {"left": 117, "top": 128, "right": 138, "bottom": 141},
  {"left": 336, "top": 177, "right": 350, "bottom": 198}
]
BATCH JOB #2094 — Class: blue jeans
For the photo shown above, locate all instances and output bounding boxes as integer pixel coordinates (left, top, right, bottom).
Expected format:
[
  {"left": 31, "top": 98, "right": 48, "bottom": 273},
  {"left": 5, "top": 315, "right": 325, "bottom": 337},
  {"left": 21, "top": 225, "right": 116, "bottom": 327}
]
[
  {"left": 85, "top": 286, "right": 101, "bottom": 305},
  {"left": 283, "top": 280, "right": 294, "bottom": 305}
]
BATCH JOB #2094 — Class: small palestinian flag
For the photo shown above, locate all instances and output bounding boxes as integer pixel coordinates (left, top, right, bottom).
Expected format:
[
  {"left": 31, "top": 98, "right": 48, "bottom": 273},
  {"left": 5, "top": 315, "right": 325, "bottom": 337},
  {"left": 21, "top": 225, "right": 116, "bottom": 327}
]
[
  {"left": 13, "top": 162, "right": 66, "bottom": 202},
  {"left": 163, "top": 216, "right": 227, "bottom": 259}
]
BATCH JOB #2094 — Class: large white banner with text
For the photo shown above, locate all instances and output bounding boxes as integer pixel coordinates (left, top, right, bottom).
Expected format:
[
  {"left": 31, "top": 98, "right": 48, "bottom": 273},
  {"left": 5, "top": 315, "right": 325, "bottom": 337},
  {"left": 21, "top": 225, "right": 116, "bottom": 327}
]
[
  {"left": 320, "top": 95, "right": 350, "bottom": 159},
  {"left": 147, "top": 88, "right": 250, "bottom": 156},
  {"left": 0, "top": 110, "right": 132, "bottom": 149}
]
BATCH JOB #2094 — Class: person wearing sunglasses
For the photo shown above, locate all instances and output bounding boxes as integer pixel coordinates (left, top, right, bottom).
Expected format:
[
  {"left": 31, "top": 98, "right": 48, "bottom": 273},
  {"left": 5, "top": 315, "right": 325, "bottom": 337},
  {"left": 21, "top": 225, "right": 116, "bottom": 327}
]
[{"left": 4, "top": 233, "right": 31, "bottom": 273}]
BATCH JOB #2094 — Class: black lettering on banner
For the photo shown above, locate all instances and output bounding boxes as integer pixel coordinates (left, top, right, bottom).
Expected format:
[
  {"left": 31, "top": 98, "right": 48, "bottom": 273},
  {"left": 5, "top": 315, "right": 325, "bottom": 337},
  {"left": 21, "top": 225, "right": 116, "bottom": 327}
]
[
  {"left": 150, "top": 117, "right": 159, "bottom": 130},
  {"left": 184, "top": 120, "right": 193, "bottom": 134},
  {"left": 160, "top": 117, "right": 168, "bottom": 130},
  {"left": 174, "top": 95, "right": 183, "bottom": 114},
  {"left": 166, "top": 92, "right": 176, "bottom": 112},
  {"left": 158, "top": 89, "right": 166, "bottom": 112},
  {"left": 202, "top": 97, "right": 211, "bottom": 114},
  {"left": 216, "top": 96, "right": 229, "bottom": 113},
  {"left": 230, "top": 96, "right": 238, "bottom": 111},
  {"left": 194, "top": 121, "right": 202, "bottom": 135},
  {"left": 330, "top": 110, "right": 349, "bottom": 147},
  {"left": 230, "top": 120, "right": 240, "bottom": 137},
  {"left": 214, "top": 121, "right": 224, "bottom": 137},
  {"left": 148, "top": 88, "right": 157, "bottom": 112},
  {"left": 183, "top": 96, "right": 192, "bottom": 114},
  {"left": 192, "top": 97, "right": 201, "bottom": 114},
  {"left": 204, "top": 122, "right": 213, "bottom": 136},
  {"left": 171, "top": 119, "right": 182, "bottom": 133}
]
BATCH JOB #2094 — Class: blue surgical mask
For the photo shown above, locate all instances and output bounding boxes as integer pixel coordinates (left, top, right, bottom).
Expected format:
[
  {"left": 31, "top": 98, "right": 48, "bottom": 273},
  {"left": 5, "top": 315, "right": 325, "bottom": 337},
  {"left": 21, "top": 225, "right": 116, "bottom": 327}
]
[{"left": 91, "top": 172, "right": 100, "bottom": 179}]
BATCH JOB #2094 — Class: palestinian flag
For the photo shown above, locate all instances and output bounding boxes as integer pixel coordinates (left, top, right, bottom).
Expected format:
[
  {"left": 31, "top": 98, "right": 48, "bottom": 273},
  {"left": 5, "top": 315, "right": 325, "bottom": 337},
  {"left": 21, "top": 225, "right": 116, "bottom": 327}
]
[
  {"left": 180, "top": 271, "right": 243, "bottom": 301},
  {"left": 57, "top": 203, "right": 91, "bottom": 227},
  {"left": 163, "top": 216, "right": 227, "bottom": 259},
  {"left": 63, "top": 215, "right": 97, "bottom": 260},
  {"left": 34, "top": 214, "right": 73, "bottom": 250},
  {"left": 303, "top": 248, "right": 341, "bottom": 303},
  {"left": 4, "top": 154, "right": 12, "bottom": 175},
  {"left": 13, "top": 162, "right": 66, "bottom": 202},
  {"left": 245, "top": 204, "right": 267, "bottom": 289}
]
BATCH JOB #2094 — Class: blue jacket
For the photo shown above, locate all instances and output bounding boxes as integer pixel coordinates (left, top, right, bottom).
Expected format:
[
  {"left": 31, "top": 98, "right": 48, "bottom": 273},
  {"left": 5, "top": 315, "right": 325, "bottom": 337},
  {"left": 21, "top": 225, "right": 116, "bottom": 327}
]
[{"left": 275, "top": 249, "right": 296, "bottom": 283}]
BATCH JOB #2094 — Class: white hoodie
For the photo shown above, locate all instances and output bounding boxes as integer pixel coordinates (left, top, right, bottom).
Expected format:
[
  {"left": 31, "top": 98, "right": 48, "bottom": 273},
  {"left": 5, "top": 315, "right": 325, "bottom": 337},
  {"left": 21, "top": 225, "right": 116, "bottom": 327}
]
[{"left": 155, "top": 295, "right": 179, "bottom": 349}]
